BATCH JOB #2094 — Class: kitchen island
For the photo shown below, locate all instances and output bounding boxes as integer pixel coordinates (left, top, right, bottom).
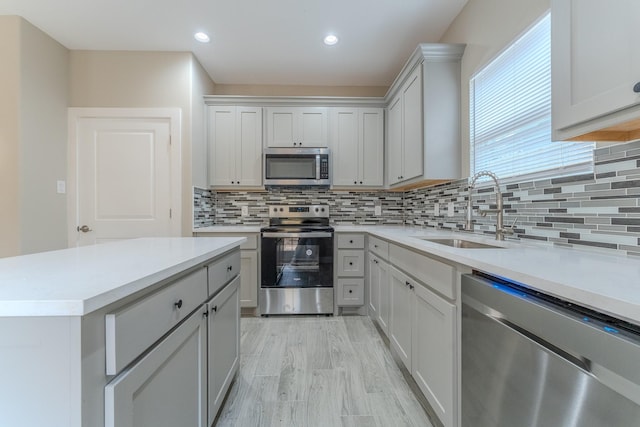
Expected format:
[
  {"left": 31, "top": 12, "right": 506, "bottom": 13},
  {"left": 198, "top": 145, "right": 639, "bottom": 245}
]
[{"left": 0, "top": 237, "right": 245, "bottom": 427}]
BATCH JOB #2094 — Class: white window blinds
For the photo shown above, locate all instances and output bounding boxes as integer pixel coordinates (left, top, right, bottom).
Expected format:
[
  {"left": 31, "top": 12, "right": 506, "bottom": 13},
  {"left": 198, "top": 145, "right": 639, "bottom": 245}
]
[{"left": 470, "top": 13, "right": 594, "bottom": 181}]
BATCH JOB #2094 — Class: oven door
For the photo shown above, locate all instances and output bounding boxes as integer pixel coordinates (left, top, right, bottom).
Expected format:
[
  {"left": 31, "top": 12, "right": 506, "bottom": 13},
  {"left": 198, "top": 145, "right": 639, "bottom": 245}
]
[{"left": 261, "top": 231, "right": 333, "bottom": 288}]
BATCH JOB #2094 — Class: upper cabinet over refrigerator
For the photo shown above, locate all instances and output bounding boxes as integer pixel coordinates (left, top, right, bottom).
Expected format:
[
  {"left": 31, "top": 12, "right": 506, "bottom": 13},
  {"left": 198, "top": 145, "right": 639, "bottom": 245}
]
[{"left": 552, "top": 0, "right": 640, "bottom": 141}]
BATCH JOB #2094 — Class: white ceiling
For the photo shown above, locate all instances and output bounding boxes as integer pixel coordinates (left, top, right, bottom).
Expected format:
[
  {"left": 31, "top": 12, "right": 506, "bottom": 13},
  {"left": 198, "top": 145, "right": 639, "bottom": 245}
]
[{"left": 0, "top": 0, "right": 467, "bottom": 87}]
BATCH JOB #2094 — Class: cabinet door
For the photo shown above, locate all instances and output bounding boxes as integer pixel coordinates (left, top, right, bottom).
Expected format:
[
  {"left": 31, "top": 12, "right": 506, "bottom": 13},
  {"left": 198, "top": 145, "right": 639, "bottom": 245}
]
[
  {"left": 331, "top": 108, "right": 359, "bottom": 185},
  {"left": 239, "top": 250, "right": 258, "bottom": 308},
  {"left": 412, "top": 283, "right": 456, "bottom": 427},
  {"left": 377, "top": 258, "right": 390, "bottom": 336},
  {"left": 389, "top": 266, "right": 412, "bottom": 371},
  {"left": 298, "top": 107, "right": 328, "bottom": 147},
  {"left": 360, "top": 108, "right": 384, "bottom": 186},
  {"left": 208, "top": 106, "right": 237, "bottom": 186},
  {"left": 368, "top": 254, "right": 380, "bottom": 320},
  {"left": 266, "top": 107, "right": 296, "bottom": 147},
  {"left": 552, "top": 0, "right": 640, "bottom": 133},
  {"left": 402, "top": 64, "right": 424, "bottom": 182},
  {"left": 207, "top": 276, "right": 240, "bottom": 425},
  {"left": 105, "top": 308, "right": 207, "bottom": 427},
  {"left": 236, "top": 107, "right": 263, "bottom": 186},
  {"left": 387, "top": 95, "right": 403, "bottom": 185}
]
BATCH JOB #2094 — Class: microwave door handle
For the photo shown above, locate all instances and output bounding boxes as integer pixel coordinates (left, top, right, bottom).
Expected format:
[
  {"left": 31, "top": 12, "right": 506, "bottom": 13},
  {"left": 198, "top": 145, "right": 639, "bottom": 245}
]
[{"left": 316, "top": 154, "right": 321, "bottom": 180}]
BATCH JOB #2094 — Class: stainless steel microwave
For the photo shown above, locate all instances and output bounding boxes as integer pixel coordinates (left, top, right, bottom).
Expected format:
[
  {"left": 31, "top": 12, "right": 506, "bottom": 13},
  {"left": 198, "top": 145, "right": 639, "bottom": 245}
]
[{"left": 264, "top": 147, "right": 330, "bottom": 187}]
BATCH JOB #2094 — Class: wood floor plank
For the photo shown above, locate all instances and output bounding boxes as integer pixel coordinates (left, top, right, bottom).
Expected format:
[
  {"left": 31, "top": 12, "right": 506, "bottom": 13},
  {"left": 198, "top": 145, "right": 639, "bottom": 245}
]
[{"left": 216, "top": 316, "right": 431, "bottom": 427}]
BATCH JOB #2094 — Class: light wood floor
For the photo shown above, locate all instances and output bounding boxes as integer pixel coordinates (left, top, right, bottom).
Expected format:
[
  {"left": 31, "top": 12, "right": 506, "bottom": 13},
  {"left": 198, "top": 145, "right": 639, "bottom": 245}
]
[{"left": 215, "top": 316, "right": 433, "bottom": 427}]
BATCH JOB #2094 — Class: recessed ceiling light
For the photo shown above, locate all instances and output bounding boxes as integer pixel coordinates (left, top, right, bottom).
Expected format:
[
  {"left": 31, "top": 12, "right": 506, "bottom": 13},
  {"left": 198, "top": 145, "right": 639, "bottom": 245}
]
[
  {"left": 194, "top": 32, "right": 210, "bottom": 43},
  {"left": 323, "top": 34, "right": 339, "bottom": 46}
]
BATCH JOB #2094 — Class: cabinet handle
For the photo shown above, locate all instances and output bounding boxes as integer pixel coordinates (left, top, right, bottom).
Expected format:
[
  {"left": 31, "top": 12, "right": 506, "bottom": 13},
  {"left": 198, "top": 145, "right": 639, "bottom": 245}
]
[
  {"left": 409, "top": 284, "right": 414, "bottom": 290},
  {"left": 174, "top": 299, "right": 183, "bottom": 309},
  {"left": 349, "top": 262, "right": 353, "bottom": 266},
  {"left": 349, "top": 240, "right": 353, "bottom": 243},
  {"left": 634, "top": 82, "right": 640, "bottom": 93},
  {"left": 348, "top": 290, "right": 353, "bottom": 294},
  {"left": 227, "top": 265, "right": 233, "bottom": 272},
  {"left": 405, "top": 281, "right": 410, "bottom": 287},
  {"left": 354, "top": 181, "right": 357, "bottom": 184},
  {"left": 212, "top": 305, "right": 218, "bottom": 313},
  {"left": 360, "top": 181, "right": 363, "bottom": 184},
  {"left": 203, "top": 310, "right": 209, "bottom": 318}
]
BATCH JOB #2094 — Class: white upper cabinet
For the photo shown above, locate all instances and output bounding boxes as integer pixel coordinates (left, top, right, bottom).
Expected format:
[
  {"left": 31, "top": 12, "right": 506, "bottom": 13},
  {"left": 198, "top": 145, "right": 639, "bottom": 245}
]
[
  {"left": 552, "top": 0, "right": 640, "bottom": 141},
  {"left": 385, "top": 44, "right": 465, "bottom": 188},
  {"left": 266, "top": 107, "right": 328, "bottom": 147},
  {"left": 388, "top": 65, "right": 423, "bottom": 186},
  {"left": 330, "top": 107, "right": 384, "bottom": 187},
  {"left": 208, "top": 106, "right": 263, "bottom": 188}
]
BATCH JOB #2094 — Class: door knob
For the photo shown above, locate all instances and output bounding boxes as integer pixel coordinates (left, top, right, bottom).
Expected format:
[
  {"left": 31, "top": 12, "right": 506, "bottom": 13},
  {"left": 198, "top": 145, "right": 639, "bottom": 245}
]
[{"left": 77, "top": 225, "right": 92, "bottom": 233}]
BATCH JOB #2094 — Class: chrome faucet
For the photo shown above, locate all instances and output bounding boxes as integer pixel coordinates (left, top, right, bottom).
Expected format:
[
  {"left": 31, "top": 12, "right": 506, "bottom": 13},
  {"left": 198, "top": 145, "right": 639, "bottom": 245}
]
[{"left": 465, "top": 171, "right": 513, "bottom": 241}]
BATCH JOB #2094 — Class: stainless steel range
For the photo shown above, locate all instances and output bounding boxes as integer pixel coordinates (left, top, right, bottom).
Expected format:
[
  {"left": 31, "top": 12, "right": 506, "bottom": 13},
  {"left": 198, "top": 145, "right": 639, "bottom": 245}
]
[{"left": 260, "top": 205, "right": 334, "bottom": 315}]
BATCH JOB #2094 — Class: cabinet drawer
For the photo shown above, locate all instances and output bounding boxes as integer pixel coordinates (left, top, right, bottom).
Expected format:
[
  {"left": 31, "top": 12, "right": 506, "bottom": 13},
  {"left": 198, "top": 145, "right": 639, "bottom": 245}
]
[
  {"left": 337, "top": 234, "right": 365, "bottom": 249},
  {"left": 389, "top": 244, "right": 455, "bottom": 300},
  {"left": 208, "top": 250, "right": 241, "bottom": 296},
  {"left": 337, "top": 278, "right": 365, "bottom": 306},
  {"left": 337, "top": 250, "right": 365, "bottom": 277},
  {"left": 105, "top": 267, "right": 207, "bottom": 375},
  {"left": 368, "top": 236, "right": 389, "bottom": 259}
]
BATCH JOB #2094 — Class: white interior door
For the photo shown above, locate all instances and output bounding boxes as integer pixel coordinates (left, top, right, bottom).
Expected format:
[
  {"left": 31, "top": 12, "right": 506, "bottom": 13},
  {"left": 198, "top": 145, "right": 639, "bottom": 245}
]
[{"left": 69, "top": 109, "right": 181, "bottom": 246}]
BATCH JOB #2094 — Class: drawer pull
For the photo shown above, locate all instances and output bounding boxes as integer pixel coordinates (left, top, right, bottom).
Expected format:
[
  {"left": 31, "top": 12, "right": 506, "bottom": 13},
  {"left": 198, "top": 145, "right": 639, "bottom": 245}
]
[
  {"left": 227, "top": 265, "right": 233, "bottom": 272},
  {"left": 349, "top": 240, "right": 354, "bottom": 244},
  {"left": 349, "top": 262, "right": 353, "bottom": 266},
  {"left": 405, "top": 281, "right": 410, "bottom": 287},
  {"left": 174, "top": 299, "right": 183, "bottom": 309},
  {"left": 211, "top": 305, "right": 218, "bottom": 313},
  {"left": 348, "top": 290, "right": 353, "bottom": 294}
]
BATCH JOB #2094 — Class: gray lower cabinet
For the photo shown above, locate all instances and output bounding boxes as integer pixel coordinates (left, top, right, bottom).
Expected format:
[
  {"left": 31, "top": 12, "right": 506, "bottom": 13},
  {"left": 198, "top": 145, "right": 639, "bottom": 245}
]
[
  {"left": 387, "top": 243, "right": 458, "bottom": 427},
  {"left": 206, "top": 275, "right": 241, "bottom": 425},
  {"left": 105, "top": 308, "right": 208, "bottom": 427},
  {"left": 336, "top": 234, "right": 366, "bottom": 307}
]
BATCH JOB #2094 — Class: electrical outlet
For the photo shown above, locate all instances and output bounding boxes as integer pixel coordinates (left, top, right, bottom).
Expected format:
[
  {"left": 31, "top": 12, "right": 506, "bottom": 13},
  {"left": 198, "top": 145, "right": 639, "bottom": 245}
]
[
  {"left": 241, "top": 206, "right": 249, "bottom": 217},
  {"left": 374, "top": 205, "right": 382, "bottom": 216},
  {"left": 434, "top": 203, "right": 440, "bottom": 216},
  {"left": 447, "top": 202, "right": 455, "bottom": 217}
]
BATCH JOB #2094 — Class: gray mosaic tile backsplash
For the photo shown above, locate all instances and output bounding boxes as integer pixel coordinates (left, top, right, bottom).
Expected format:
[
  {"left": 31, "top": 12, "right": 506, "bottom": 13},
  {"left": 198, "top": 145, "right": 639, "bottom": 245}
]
[
  {"left": 405, "top": 140, "right": 640, "bottom": 256},
  {"left": 195, "top": 140, "right": 640, "bottom": 256}
]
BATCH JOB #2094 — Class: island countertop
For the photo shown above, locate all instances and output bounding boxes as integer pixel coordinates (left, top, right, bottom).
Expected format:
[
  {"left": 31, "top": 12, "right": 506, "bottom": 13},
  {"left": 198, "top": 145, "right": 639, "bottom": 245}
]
[{"left": 0, "top": 237, "right": 245, "bottom": 317}]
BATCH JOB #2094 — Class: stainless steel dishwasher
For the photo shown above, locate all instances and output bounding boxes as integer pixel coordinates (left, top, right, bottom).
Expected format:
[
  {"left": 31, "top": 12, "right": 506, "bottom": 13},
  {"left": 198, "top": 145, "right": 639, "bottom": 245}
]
[{"left": 462, "top": 272, "right": 640, "bottom": 427}]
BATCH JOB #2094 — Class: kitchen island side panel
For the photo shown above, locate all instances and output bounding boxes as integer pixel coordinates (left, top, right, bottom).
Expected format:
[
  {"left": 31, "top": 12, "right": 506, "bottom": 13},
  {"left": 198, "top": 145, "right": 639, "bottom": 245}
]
[{"left": 0, "top": 316, "right": 82, "bottom": 427}]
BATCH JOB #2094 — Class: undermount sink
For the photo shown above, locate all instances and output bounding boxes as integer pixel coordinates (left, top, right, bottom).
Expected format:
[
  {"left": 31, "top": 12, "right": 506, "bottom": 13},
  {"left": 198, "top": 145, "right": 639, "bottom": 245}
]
[{"left": 414, "top": 237, "right": 504, "bottom": 249}]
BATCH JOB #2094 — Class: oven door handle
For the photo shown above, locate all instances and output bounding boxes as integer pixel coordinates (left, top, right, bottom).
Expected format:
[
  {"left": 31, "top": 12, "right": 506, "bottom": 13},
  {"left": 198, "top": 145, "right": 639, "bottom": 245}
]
[{"left": 261, "top": 232, "right": 333, "bottom": 238}]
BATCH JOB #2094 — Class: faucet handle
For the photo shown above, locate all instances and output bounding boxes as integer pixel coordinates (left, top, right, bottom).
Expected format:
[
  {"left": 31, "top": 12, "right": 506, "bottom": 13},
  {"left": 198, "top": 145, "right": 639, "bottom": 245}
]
[{"left": 502, "top": 216, "right": 518, "bottom": 236}]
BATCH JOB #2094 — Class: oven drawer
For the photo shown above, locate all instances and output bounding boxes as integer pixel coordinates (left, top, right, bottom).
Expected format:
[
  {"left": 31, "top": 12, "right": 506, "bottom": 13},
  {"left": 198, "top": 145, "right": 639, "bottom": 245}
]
[
  {"left": 337, "top": 278, "right": 364, "bottom": 306},
  {"left": 337, "top": 250, "right": 365, "bottom": 277},
  {"left": 337, "top": 234, "right": 365, "bottom": 249}
]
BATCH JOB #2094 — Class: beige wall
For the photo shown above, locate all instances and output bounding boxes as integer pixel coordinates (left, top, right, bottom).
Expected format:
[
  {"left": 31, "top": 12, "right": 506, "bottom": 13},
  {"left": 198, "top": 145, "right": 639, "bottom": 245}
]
[
  {"left": 439, "top": 0, "right": 550, "bottom": 177},
  {"left": 20, "top": 18, "right": 69, "bottom": 254},
  {"left": 191, "top": 56, "right": 216, "bottom": 188},
  {"left": 0, "top": 16, "right": 69, "bottom": 257},
  {"left": 70, "top": 51, "right": 197, "bottom": 236},
  {"left": 0, "top": 16, "right": 21, "bottom": 257},
  {"left": 214, "top": 84, "right": 387, "bottom": 97}
]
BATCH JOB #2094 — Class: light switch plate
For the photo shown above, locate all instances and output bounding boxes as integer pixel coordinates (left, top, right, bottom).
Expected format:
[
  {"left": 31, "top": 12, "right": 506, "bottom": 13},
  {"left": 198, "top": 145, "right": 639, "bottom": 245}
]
[
  {"left": 447, "top": 202, "right": 455, "bottom": 217},
  {"left": 241, "top": 206, "right": 249, "bottom": 217},
  {"left": 374, "top": 205, "right": 382, "bottom": 216}
]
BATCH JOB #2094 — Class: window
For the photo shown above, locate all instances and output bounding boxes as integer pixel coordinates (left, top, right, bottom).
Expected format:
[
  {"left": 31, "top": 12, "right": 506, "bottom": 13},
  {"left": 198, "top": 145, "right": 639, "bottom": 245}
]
[{"left": 470, "top": 13, "right": 594, "bottom": 181}]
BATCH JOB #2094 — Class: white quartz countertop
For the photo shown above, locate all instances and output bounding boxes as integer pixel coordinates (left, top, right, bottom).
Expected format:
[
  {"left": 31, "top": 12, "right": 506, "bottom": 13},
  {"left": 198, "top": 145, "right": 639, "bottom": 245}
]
[
  {"left": 0, "top": 237, "right": 245, "bottom": 317},
  {"left": 194, "top": 225, "right": 262, "bottom": 233},
  {"left": 336, "top": 226, "right": 640, "bottom": 325}
]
